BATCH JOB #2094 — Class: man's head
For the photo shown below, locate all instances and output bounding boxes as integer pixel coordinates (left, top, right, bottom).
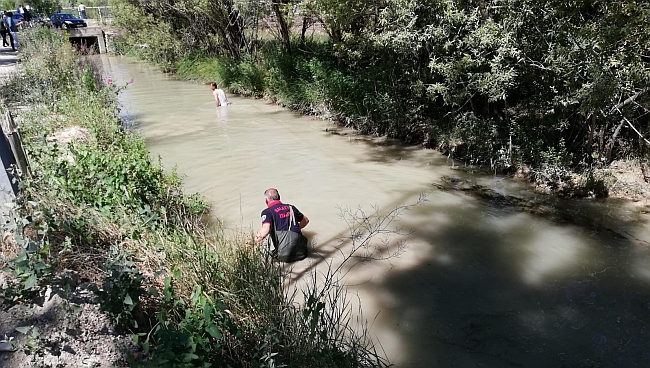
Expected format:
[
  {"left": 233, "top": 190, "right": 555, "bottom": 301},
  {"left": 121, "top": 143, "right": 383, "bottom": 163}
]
[
  {"left": 264, "top": 188, "right": 280, "bottom": 205},
  {"left": 210, "top": 82, "right": 218, "bottom": 91}
]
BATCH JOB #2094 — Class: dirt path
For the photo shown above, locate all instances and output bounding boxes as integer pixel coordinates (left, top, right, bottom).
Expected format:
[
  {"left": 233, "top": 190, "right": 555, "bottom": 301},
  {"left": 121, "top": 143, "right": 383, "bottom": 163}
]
[{"left": 0, "top": 47, "right": 18, "bottom": 78}]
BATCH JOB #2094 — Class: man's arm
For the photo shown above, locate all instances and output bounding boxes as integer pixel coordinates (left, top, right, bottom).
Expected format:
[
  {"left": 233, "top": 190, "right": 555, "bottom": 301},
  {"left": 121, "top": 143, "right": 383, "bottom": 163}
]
[
  {"left": 255, "top": 223, "right": 271, "bottom": 243},
  {"left": 299, "top": 215, "right": 309, "bottom": 229}
]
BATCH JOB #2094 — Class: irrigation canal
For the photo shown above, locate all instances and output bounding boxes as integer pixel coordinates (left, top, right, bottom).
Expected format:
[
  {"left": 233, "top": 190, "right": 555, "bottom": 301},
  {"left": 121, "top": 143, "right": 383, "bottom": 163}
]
[{"left": 98, "top": 55, "right": 650, "bottom": 368}]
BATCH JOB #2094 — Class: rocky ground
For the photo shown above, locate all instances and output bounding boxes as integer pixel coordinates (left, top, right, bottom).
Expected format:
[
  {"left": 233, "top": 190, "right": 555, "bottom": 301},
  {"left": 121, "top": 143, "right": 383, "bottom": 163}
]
[
  {"left": 0, "top": 278, "right": 138, "bottom": 368},
  {"left": 599, "top": 160, "right": 650, "bottom": 201},
  {"left": 515, "top": 159, "right": 650, "bottom": 202}
]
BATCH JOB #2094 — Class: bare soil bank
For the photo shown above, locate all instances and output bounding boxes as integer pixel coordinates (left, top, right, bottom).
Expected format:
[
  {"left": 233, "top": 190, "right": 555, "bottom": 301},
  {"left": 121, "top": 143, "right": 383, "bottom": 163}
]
[
  {"left": 0, "top": 277, "right": 137, "bottom": 368},
  {"left": 515, "top": 159, "right": 650, "bottom": 202}
]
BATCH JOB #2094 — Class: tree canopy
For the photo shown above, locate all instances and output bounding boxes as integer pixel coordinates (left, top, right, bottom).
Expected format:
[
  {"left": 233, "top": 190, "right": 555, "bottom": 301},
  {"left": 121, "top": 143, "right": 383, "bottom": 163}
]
[{"left": 112, "top": 0, "right": 650, "bottom": 177}]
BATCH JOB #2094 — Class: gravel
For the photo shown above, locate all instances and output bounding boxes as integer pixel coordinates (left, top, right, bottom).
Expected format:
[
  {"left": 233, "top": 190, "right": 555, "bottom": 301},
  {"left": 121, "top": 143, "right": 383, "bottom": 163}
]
[{"left": 0, "top": 279, "right": 139, "bottom": 368}]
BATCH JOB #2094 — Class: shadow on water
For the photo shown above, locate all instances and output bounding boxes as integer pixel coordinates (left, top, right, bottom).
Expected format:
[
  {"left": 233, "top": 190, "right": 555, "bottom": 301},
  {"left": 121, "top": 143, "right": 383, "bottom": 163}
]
[
  {"left": 322, "top": 131, "right": 426, "bottom": 164},
  {"left": 283, "top": 190, "right": 426, "bottom": 287},
  {"left": 362, "top": 190, "right": 650, "bottom": 367},
  {"left": 355, "top": 139, "right": 421, "bottom": 164}
]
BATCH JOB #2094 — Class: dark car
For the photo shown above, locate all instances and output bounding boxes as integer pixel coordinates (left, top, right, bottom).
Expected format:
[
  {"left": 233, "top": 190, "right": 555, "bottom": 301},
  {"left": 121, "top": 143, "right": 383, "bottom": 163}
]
[
  {"left": 11, "top": 13, "right": 23, "bottom": 25},
  {"left": 50, "top": 13, "right": 87, "bottom": 29}
]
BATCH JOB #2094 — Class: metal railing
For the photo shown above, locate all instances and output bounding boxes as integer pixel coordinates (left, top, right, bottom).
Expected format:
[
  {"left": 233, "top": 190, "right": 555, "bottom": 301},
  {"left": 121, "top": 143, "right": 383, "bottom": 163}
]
[{"left": 60, "top": 6, "right": 112, "bottom": 23}]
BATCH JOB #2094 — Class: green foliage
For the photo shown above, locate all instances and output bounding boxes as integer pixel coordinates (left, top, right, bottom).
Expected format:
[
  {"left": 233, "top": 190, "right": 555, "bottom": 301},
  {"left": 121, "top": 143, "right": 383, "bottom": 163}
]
[
  {"left": 136, "top": 277, "right": 235, "bottom": 367},
  {"left": 0, "top": 0, "right": 14, "bottom": 11},
  {"left": 177, "top": 53, "right": 266, "bottom": 96},
  {"left": 91, "top": 252, "right": 147, "bottom": 331},
  {"left": 15, "top": 325, "right": 42, "bottom": 352},
  {"left": 307, "top": 0, "right": 382, "bottom": 42},
  {"left": 110, "top": 1, "right": 188, "bottom": 70},
  {"left": 1, "top": 27, "right": 206, "bottom": 313},
  {"left": 533, "top": 142, "right": 575, "bottom": 191},
  {"left": 1, "top": 217, "right": 55, "bottom": 309},
  {"left": 113, "top": 0, "right": 650, "bottom": 180},
  {"left": 29, "top": 0, "right": 59, "bottom": 15},
  {"left": 224, "top": 55, "right": 267, "bottom": 96},
  {"left": 262, "top": 46, "right": 331, "bottom": 112},
  {"left": 175, "top": 54, "right": 223, "bottom": 83},
  {"left": 49, "top": 140, "right": 167, "bottom": 215}
]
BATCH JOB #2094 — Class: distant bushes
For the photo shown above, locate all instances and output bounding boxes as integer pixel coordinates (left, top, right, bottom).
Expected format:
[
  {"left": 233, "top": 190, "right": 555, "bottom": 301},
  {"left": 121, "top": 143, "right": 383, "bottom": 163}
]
[{"left": 111, "top": 0, "right": 650, "bottom": 188}]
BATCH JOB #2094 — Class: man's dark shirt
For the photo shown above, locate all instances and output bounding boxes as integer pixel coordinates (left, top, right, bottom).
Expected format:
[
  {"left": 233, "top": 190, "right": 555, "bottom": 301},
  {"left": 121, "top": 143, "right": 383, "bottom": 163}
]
[{"left": 261, "top": 200, "right": 304, "bottom": 239}]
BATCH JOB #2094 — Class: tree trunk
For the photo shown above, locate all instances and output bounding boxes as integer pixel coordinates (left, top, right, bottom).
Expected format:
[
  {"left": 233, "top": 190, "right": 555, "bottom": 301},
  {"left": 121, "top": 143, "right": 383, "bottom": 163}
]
[
  {"left": 587, "top": 113, "right": 595, "bottom": 155},
  {"left": 207, "top": 0, "right": 247, "bottom": 59},
  {"left": 272, "top": 1, "right": 291, "bottom": 53},
  {"left": 225, "top": 0, "right": 247, "bottom": 56},
  {"left": 478, "top": 0, "right": 489, "bottom": 20},
  {"left": 300, "top": 15, "right": 308, "bottom": 46}
]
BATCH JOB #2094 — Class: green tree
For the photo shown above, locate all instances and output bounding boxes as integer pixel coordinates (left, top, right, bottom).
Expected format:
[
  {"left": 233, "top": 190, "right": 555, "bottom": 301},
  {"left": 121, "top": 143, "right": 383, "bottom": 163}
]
[
  {"left": 111, "top": 0, "right": 650, "bottom": 170},
  {"left": 30, "top": 0, "right": 59, "bottom": 14}
]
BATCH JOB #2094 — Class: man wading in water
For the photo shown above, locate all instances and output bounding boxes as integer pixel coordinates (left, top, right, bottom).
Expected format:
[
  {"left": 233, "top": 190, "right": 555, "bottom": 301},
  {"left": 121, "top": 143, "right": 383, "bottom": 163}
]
[
  {"left": 254, "top": 188, "right": 310, "bottom": 262},
  {"left": 210, "top": 82, "right": 230, "bottom": 107}
]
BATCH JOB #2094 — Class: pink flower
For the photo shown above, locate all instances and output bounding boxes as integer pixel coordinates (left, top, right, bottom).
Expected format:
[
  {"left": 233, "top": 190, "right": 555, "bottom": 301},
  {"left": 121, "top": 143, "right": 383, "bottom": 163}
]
[
  {"left": 129, "top": 78, "right": 134, "bottom": 84},
  {"left": 106, "top": 76, "right": 113, "bottom": 85}
]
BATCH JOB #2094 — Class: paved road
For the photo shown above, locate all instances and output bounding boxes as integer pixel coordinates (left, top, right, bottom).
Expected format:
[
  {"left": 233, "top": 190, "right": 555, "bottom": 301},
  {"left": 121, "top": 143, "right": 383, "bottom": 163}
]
[{"left": 0, "top": 46, "right": 18, "bottom": 78}]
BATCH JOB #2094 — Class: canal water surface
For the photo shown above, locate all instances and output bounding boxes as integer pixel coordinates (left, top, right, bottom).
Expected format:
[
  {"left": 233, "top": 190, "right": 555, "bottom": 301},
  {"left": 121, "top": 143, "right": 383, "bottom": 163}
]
[{"left": 98, "top": 55, "right": 650, "bottom": 368}]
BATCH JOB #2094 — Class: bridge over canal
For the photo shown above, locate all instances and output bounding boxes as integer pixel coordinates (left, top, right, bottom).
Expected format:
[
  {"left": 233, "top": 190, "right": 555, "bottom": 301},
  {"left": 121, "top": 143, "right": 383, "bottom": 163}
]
[{"left": 66, "top": 26, "right": 108, "bottom": 54}]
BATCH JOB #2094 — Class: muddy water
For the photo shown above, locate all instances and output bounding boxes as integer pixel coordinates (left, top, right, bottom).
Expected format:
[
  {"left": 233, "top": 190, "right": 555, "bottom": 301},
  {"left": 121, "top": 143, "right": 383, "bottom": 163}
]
[{"left": 99, "top": 55, "right": 650, "bottom": 368}]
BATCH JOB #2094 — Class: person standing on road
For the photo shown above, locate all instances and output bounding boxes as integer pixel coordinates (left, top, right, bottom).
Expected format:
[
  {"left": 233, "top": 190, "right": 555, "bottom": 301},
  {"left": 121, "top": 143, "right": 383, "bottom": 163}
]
[
  {"left": 210, "top": 82, "right": 230, "bottom": 107},
  {"left": 23, "top": 7, "right": 31, "bottom": 27},
  {"left": 78, "top": 3, "right": 87, "bottom": 19},
  {"left": 0, "top": 14, "right": 8, "bottom": 48},
  {"left": 254, "top": 188, "right": 310, "bottom": 262},
  {"left": 4, "top": 12, "right": 19, "bottom": 51}
]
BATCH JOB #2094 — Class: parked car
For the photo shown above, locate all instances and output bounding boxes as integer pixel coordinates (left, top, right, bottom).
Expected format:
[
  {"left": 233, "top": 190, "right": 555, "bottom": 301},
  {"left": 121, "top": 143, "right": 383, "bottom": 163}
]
[
  {"left": 11, "top": 13, "right": 23, "bottom": 24},
  {"left": 49, "top": 13, "right": 86, "bottom": 29}
]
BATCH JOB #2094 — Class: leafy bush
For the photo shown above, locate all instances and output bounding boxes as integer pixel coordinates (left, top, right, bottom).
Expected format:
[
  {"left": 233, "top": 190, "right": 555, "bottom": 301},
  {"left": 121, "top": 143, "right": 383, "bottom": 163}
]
[
  {"left": 136, "top": 276, "right": 235, "bottom": 367},
  {"left": 1, "top": 28, "right": 206, "bottom": 303},
  {"left": 91, "top": 252, "right": 147, "bottom": 331},
  {"left": 111, "top": 0, "right": 650, "bottom": 182},
  {"left": 177, "top": 53, "right": 266, "bottom": 96}
]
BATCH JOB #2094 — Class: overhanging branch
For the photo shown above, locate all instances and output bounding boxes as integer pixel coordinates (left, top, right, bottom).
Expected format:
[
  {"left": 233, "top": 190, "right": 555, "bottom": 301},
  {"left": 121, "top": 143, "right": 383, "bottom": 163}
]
[{"left": 608, "top": 88, "right": 649, "bottom": 116}]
